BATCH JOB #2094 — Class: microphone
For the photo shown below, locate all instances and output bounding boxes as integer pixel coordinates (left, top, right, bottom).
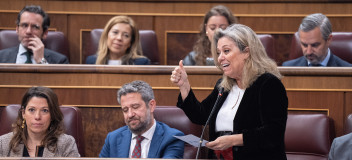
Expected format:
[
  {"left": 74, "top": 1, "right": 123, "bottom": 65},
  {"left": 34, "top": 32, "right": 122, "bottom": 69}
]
[{"left": 196, "top": 87, "right": 224, "bottom": 159}]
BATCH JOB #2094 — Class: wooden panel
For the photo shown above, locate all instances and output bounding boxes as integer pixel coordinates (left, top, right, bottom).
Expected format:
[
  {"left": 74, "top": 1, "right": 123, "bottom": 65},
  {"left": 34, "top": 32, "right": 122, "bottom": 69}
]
[
  {"left": 80, "top": 107, "right": 124, "bottom": 157},
  {"left": 81, "top": 30, "right": 94, "bottom": 64},
  {"left": 166, "top": 32, "right": 198, "bottom": 65},
  {"left": 48, "top": 0, "right": 352, "bottom": 2},
  {"left": 0, "top": 65, "right": 351, "bottom": 156},
  {"left": 2, "top": 1, "right": 352, "bottom": 64},
  {"left": 287, "top": 91, "right": 344, "bottom": 135},
  {"left": 166, "top": 32, "right": 294, "bottom": 65},
  {"left": 156, "top": 16, "right": 202, "bottom": 64},
  {"left": 345, "top": 92, "right": 352, "bottom": 131}
]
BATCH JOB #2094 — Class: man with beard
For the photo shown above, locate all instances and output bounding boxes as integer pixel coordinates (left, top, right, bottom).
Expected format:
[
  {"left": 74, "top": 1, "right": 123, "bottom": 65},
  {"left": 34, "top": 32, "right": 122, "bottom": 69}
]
[
  {"left": 282, "top": 13, "right": 352, "bottom": 67},
  {"left": 0, "top": 5, "right": 68, "bottom": 64},
  {"left": 99, "top": 80, "right": 184, "bottom": 158}
]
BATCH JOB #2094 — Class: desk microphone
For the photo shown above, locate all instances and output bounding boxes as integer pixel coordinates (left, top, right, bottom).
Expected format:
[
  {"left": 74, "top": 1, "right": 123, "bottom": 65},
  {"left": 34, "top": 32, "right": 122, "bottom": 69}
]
[{"left": 196, "top": 87, "right": 224, "bottom": 159}]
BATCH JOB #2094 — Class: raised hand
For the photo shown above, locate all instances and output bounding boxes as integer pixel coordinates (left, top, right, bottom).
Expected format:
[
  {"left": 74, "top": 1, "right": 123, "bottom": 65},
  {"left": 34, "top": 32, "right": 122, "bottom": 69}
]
[
  {"left": 170, "top": 60, "right": 191, "bottom": 100},
  {"left": 27, "top": 35, "right": 45, "bottom": 63}
]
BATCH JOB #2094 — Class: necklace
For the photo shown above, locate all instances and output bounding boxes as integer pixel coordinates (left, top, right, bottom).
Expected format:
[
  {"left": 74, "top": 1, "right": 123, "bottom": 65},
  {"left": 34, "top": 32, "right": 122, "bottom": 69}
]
[{"left": 232, "top": 91, "right": 241, "bottom": 109}]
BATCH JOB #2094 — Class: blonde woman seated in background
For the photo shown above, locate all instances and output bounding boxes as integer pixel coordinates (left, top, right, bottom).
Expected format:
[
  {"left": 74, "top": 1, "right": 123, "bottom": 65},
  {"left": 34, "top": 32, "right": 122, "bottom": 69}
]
[
  {"left": 86, "top": 16, "right": 150, "bottom": 65},
  {"left": 0, "top": 86, "right": 80, "bottom": 157}
]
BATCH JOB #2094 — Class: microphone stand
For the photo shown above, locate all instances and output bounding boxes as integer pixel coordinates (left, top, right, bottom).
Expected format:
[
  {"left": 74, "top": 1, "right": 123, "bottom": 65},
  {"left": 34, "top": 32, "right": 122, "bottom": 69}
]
[{"left": 196, "top": 88, "right": 224, "bottom": 159}]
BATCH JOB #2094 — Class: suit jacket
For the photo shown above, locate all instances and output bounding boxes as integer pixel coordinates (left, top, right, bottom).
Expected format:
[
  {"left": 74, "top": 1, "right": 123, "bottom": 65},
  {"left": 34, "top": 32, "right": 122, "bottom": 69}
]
[
  {"left": 85, "top": 54, "right": 150, "bottom": 65},
  {"left": 177, "top": 73, "right": 288, "bottom": 160},
  {"left": 329, "top": 132, "right": 352, "bottom": 160},
  {"left": 0, "top": 132, "right": 80, "bottom": 157},
  {"left": 282, "top": 52, "right": 352, "bottom": 67},
  {"left": 99, "top": 121, "right": 184, "bottom": 158},
  {"left": 0, "top": 46, "right": 69, "bottom": 64}
]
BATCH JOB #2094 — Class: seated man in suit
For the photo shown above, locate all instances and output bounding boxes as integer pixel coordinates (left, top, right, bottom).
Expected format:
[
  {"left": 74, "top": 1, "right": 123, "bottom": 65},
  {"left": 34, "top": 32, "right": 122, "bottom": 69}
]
[
  {"left": 100, "top": 80, "right": 184, "bottom": 158},
  {"left": 282, "top": 13, "right": 352, "bottom": 67},
  {"left": 329, "top": 132, "right": 352, "bottom": 160},
  {"left": 0, "top": 5, "right": 69, "bottom": 64}
]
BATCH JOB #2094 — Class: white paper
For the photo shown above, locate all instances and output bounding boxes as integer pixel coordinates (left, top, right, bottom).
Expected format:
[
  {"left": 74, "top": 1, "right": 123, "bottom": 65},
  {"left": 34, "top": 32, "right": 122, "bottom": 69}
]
[{"left": 174, "top": 134, "right": 208, "bottom": 147}]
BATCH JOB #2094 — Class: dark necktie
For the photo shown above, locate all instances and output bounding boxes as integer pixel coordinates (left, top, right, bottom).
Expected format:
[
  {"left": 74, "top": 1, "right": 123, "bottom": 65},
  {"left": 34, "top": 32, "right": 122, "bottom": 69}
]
[
  {"left": 132, "top": 135, "right": 144, "bottom": 158},
  {"left": 309, "top": 63, "right": 323, "bottom": 67},
  {"left": 23, "top": 51, "right": 32, "bottom": 64}
]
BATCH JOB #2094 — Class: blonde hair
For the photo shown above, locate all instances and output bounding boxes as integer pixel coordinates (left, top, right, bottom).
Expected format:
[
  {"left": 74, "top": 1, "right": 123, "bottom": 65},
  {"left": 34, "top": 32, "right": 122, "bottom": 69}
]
[
  {"left": 96, "top": 16, "right": 144, "bottom": 64},
  {"left": 212, "top": 24, "right": 281, "bottom": 91}
]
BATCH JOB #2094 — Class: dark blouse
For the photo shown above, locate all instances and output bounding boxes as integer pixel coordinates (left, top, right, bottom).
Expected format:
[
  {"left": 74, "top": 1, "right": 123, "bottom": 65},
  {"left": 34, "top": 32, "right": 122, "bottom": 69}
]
[{"left": 23, "top": 146, "right": 44, "bottom": 157}]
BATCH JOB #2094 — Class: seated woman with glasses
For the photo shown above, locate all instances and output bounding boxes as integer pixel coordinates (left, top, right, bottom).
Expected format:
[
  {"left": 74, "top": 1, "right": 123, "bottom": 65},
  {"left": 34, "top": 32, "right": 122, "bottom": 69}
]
[
  {"left": 86, "top": 16, "right": 150, "bottom": 65},
  {"left": 183, "top": 5, "right": 237, "bottom": 66},
  {"left": 0, "top": 86, "right": 80, "bottom": 157}
]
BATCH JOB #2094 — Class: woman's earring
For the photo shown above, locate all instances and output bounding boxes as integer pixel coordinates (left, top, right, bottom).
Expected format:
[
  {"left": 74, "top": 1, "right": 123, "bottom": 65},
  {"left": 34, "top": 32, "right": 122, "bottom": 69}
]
[
  {"left": 22, "top": 119, "right": 25, "bottom": 129},
  {"left": 206, "top": 31, "right": 208, "bottom": 34}
]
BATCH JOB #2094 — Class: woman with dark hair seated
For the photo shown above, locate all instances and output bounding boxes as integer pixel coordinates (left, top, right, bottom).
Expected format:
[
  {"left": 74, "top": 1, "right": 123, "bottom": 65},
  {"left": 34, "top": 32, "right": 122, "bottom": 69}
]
[{"left": 0, "top": 86, "right": 80, "bottom": 157}]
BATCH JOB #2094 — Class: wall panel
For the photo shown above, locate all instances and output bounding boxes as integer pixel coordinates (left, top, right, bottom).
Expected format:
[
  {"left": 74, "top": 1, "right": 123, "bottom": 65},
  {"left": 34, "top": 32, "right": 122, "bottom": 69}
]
[
  {"left": 1, "top": 0, "right": 352, "bottom": 64},
  {"left": 0, "top": 65, "right": 351, "bottom": 156}
]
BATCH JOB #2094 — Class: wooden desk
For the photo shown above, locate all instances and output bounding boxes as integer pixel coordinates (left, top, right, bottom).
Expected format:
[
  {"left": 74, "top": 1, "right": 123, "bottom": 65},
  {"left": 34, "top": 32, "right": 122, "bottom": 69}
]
[{"left": 0, "top": 64, "right": 351, "bottom": 157}]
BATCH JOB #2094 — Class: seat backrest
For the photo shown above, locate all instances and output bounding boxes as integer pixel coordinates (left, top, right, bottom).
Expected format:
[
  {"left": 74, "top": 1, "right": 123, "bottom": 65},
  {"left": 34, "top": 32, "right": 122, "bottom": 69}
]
[
  {"left": 289, "top": 32, "right": 352, "bottom": 63},
  {"left": 153, "top": 106, "right": 202, "bottom": 159},
  {"left": 285, "top": 114, "right": 334, "bottom": 160},
  {"left": 257, "top": 34, "right": 276, "bottom": 61},
  {"left": 0, "top": 30, "right": 70, "bottom": 60},
  {"left": 85, "top": 29, "right": 159, "bottom": 65},
  {"left": 0, "top": 104, "right": 85, "bottom": 156},
  {"left": 345, "top": 113, "right": 352, "bottom": 134}
]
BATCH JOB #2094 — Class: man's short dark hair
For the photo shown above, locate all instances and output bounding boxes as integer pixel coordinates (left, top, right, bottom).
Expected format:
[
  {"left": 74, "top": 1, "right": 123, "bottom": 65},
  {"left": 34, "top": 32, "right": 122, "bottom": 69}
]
[{"left": 16, "top": 5, "right": 50, "bottom": 32}]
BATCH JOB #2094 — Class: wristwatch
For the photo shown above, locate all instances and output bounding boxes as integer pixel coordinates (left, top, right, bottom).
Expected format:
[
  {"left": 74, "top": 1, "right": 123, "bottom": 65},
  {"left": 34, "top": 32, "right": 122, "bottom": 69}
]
[{"left": 39, "top": 58, "right": 47, "bottom": 64}]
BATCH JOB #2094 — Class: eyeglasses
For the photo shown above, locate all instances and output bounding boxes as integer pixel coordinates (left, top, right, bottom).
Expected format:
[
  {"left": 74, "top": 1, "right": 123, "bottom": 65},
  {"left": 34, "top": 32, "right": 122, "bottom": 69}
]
[{"left": 18, "top": 23, "right": 41, "bottom": 31}]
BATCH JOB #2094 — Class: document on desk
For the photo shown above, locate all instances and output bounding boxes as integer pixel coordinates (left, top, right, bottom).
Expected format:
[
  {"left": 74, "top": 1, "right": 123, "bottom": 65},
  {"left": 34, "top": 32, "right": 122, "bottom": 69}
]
[{"left": 174, "top": 134, "right": 208, "bottom": 147}]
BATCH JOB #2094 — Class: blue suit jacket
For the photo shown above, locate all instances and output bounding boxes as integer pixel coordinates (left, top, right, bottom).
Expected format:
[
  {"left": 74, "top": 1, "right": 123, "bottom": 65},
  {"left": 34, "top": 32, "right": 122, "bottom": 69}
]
[
  {"left": 99, "top": 121, "right": 184, "bottom": 158},
  {"left": 85, "top": 55, "right": 150, "bottom": 65},
  {"left": 282, "top": 53, "right": 352, "bottom": 67},
  {"left": 329, "top": 132, "right": 352, "bottom": 160}
]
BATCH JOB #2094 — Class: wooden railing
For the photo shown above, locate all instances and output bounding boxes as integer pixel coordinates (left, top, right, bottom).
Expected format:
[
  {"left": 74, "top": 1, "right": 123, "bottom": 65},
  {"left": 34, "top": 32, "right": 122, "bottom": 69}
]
[{"left": 0, "top": 64, "right": 351, "bottom": 156}]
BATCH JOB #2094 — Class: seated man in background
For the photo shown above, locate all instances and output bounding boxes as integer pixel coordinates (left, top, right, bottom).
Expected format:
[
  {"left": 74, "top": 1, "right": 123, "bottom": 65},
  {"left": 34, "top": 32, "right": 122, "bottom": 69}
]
[
  {"left": 0, "top": 5, "right": 69, "bottom": 64},
  {"left": 282, "top": 13, "right": 352, "bottom": 67},
  {"left": 329, "top": 132, "right": 352, "bottom": 160},
  {"left": 99, "top": 80, "right": 184, "bottom": 158}
]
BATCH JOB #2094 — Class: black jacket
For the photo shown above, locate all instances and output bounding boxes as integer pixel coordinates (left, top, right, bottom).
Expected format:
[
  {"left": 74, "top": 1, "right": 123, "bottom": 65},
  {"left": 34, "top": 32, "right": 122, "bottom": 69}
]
[{"left": 177, "top": 73, "right": 288, "bottom": 160}]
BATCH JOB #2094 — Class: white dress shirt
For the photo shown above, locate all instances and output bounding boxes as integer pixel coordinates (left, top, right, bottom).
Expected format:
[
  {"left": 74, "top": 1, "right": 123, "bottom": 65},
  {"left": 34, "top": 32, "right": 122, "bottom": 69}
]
[
  {"left": 108, "top": 59, "right": 122, "bottom": 65},
  {"left": 16, "top": 44, "right": 48, "bottom": 64},
  {"left": 216, "top": 85, "right": 245, "bottom": 132},
  {"left": 129, "top": 119, "right": 156, "bottom": 158}
]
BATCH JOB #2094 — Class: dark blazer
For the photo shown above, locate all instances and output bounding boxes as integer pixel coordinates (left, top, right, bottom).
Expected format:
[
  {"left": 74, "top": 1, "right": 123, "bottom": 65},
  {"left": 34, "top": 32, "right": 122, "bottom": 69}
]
[
  {"left": 85, "top": 55, "right": 150, "bottom": 65},
  {"left": 329, "top": 132, "right": 352, "bottom": 160},
  {"left": 99, "top": 121, "right": 184, "bottom": 158},
  {"left": 177, "top": 73, "right": 288, "bottom": 160},
  {"left": 0, "top": 132, "right": 80, "bottom": 157},
  {"left": 0, "top": 46, "right": 69, "bottom": 64},
  {"left": 282, "top": 53, "right": 352, "bottom": 67}
]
